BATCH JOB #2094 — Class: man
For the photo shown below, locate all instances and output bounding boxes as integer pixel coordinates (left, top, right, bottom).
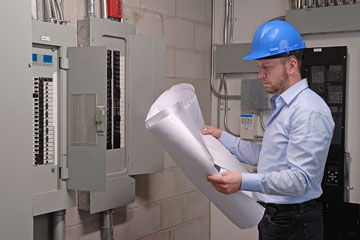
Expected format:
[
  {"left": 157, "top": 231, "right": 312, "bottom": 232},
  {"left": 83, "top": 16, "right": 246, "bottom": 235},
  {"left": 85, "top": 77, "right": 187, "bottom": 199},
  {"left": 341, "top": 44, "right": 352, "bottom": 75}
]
[{"left": 203, "top": 20, "right": 334, "bottom": 239}]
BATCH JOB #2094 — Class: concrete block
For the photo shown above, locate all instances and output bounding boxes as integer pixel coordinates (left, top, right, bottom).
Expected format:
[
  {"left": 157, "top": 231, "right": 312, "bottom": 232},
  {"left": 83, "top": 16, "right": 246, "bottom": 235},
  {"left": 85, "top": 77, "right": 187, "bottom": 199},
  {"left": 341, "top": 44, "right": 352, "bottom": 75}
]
[
  {"left": 113, "top": 202, "right": 161, "bottom": 239},
  {"left": 166, "top": 48, "right": 175, "bottom": 78},
  {"left": 63, "top": 0, "right": 78, "bottom": 28},
  {"left": 65, "top": 220, "right": 101, "bottom": 240},
  {"left": 172, "top": 219, "right": 202, "bottom": 240},
  {"left": 123, "top": 0, "right": 140, "bottom": 7},
  {"left": 204, "top": 53, "right": 211, "bottom": 79},
  {"left": 164, "top": 17, "right": 194, "bottom": 49},
  {"left": 172, "top": 167, "right": 197, "bottom": 194},
  {"left": 164, "top": 151, "right": 177, "bottom": 169},
  {"left": 141, "top": 0, "right": 176, "bottom": 16},
  {"left": 136, "top": 11, "right": 163, "bottom": 37},
  {"left": 65, "top": 207, "right": 100, "bottom": 227},
  {"left": 201, "top": 215, "right": 210, "bottom": 240},
  {"left": 184, "top": 191, "right": 210, "bottom": 221},
  {"left": 123, "top": 8, "right": 163, "bottom": 37},
  {"left": 175, "top": 50, "right": 204, "bottom": 79},
  {"left": 205, "top": 0, "right": 212, "bottom": 24},
  {"left": 129, "top": 167, "right": 195, "bottom": 208},
  {"left": 162, "top": 195, "right": 184, "bottom": 229},
  {"left": 201, "top": 107, "right": 212, "bottom": 125},
  {"left": 193, "top": 80, "right": 211, "bottom": 109},
  {"left": 176, "top": 0, "right": 206, "bottom": 23},
  {"left": 123, "top": 7, "right": 141, "bottom": 25},
  {"left": 195, "top": 23, "right": 211, "bottom": 52},
  {"left": 138, "top": 231, "right": 171, "bottom": 240}
]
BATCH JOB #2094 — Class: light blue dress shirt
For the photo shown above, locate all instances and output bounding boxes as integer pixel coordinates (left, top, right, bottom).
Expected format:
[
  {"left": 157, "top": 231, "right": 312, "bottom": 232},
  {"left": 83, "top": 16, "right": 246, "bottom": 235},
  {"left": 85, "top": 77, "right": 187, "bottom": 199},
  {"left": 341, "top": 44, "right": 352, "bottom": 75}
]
[{"left": 220, "top": 79, "right": 335, "bottom": 204}]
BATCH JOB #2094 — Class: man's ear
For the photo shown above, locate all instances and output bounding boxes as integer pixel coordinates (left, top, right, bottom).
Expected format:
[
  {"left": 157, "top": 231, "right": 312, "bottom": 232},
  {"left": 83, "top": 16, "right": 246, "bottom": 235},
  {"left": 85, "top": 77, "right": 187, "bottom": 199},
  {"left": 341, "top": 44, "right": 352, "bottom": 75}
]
[{"left": 287, "top": 56, "right": 298, "bottom": 75}]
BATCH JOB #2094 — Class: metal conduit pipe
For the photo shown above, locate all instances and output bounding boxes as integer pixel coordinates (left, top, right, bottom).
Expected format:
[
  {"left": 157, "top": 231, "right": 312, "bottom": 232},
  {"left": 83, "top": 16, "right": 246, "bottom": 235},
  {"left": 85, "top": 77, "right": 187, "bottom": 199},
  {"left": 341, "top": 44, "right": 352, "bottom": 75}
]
[
  {"left": 45, "top": 0, "right": 53, "bottom": 20},
  {"left": 51, "top": 0, "right": 59, "bottom": 20},
  {"left": 55, "top": 0, "right": 64, "bottom": 20},
  {"left": 102, "top": 0, "right": 108, "bottom": 19},
  {"left": 229, "top": 0, "right": 234, "bottom": 43},
  {"left": 53, "top": 210, "right": 66, "bottom": 240},
  {"left": 223, "top": 75, "right": 240, "bottom": 137},
  {"left": 216, "top": 75, "right": 225, "bottom": 128},
  {"left": 88, "top": 0, "right": 96, "bottom": 17},
  {"left": 101, "top": 210, "right": 114, "bottom": 240},
  {"left": 224, "top": 0, "right": 229, "bottom": 44}
]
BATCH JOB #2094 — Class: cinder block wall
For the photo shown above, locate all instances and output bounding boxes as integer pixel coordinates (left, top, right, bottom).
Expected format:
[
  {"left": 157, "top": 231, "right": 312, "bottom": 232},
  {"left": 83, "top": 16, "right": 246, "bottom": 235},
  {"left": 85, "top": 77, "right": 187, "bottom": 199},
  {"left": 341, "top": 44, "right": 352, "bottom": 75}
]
[{"left": 63, "top": 0, "right": 212, "bottom": 239}]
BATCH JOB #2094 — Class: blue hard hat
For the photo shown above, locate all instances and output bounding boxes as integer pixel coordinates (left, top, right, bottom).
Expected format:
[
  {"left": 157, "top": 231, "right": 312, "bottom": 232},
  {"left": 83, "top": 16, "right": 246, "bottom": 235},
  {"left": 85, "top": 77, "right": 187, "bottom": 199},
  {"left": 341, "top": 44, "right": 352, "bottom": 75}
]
[{"left": 243, "top": 20, "right": 305, "bottom": 60}]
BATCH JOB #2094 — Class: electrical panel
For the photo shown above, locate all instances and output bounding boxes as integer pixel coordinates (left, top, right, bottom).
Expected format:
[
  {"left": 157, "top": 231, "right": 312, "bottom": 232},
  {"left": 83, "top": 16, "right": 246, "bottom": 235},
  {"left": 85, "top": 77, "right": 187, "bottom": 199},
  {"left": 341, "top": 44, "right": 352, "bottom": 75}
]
[
  {"left": 31, "top": 21, "right": 76, "bottom": 216},
  {"left": 301, "top": 46, "right": 348, "bottom": 239},
  {"left": 72, "top": 17, "right": 165, "bottom": 213}
]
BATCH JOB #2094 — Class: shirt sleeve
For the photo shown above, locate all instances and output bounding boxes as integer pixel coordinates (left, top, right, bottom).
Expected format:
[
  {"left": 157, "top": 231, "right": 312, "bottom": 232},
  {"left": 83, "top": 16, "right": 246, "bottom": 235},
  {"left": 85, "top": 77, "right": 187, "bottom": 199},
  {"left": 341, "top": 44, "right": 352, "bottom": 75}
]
[
  {"left": 240, "top": 110, "right": 335, "bottom": 196},
  {"left": 220, "top": 131, "right": 262, "bottom": 166}
]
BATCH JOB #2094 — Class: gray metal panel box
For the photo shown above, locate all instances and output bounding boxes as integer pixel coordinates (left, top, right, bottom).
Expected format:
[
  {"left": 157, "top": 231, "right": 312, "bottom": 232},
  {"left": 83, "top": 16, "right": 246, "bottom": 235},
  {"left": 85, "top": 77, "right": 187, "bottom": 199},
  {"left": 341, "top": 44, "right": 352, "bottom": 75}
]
[
  {"left": 0, "top": 1, "right": 33, "bottom": 239},
  {"left": 286, "top": 4, "right": 360, "bottom": 34},
  {"left": 215, "top": 43, "right": 258, "bottom": 73},
  {"left": 128, "top": 34, "right": 165, "bottom": 175},
  {"left": 74, "top": 17, "right": 165, "bottom": 213},
  {"left": 67, "top": 46, "right": 107, "bottom": 192},
  {"left": 32, "top": 20, "right": 76, "bottom": 216},
  {"left": 241, "top": 79, "right": 269, "bottom": 110}
]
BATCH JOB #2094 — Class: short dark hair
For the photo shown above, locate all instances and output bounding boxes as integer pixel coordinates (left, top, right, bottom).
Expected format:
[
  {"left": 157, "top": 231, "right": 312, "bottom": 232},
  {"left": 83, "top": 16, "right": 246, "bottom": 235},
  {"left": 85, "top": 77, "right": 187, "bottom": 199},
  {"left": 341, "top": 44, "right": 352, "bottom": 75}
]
[
  {"left": 259, "top": 49, "right": 304, "bottom": 61},
  {"left": 264, "top": 49, "right": 303, "bottom": 70}
]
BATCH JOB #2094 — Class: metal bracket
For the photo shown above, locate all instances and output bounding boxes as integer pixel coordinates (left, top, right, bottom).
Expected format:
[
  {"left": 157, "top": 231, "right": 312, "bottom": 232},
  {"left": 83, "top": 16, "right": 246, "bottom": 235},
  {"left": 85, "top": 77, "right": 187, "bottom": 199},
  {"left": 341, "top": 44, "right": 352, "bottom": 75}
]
[
  {"left": 96, "top": 105, "right": 105, "bottom": 133},
  {"left": 59, "top": 167, "right": 69, "bottom": 180},
  {"left": 59, "top": 57, "right": 70, "bottom": 70}
]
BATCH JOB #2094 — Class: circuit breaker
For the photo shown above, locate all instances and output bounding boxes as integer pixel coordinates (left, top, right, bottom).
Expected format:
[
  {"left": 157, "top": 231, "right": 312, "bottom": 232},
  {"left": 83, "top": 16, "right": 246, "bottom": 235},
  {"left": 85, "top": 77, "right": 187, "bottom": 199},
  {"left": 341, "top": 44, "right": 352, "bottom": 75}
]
[
  {"left": 69, "top": 17, "right": 165, "bottom": 213},
  {"left": 32, "top": 21, "right": 76, "bottom": 216}
]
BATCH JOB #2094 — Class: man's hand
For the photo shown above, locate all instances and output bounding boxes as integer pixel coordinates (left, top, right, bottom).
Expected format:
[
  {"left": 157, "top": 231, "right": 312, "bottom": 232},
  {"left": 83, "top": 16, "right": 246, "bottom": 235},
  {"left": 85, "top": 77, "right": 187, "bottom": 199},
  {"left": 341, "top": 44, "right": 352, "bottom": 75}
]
[
  {"left": 207, "top": 172, "right": 242, "bottom": 195},
  {"left": 201, "top": 125, "right": 223, "bottom": 140}
]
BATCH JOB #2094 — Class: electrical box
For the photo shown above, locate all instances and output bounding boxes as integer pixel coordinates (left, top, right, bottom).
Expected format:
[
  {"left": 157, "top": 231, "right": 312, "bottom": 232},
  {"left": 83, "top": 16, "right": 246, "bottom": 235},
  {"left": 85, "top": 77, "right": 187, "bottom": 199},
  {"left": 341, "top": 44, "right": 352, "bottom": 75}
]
[
  {"left": 72, "top": 17, "right": 165, "bottom": 213},
  {"left": 301, "top": 46, "right": 347, "bottom": 239},
  {"left": 241, "top": 78, "right": 269, "bottom": 110},
  {"left": 32, "top": 20, "right": 76, "bottom": 216},
  {"left": 240, "top": 114, "right": 255, "bottom": 140}
]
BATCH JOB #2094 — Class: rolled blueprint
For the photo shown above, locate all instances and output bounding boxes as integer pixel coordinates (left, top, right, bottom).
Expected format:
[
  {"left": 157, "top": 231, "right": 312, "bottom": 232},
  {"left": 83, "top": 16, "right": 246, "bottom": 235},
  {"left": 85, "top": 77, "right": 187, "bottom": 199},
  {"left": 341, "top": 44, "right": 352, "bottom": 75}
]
[{"left": 145, "top": 83, "right": 264, "bottom": 229}]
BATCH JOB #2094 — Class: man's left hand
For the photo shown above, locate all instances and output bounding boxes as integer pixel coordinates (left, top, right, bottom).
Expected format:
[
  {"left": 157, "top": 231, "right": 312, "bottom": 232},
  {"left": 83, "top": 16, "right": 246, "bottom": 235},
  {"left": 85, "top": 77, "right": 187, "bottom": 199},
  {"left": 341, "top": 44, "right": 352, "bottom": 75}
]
[{"left": 207, "top": 172, "right": 242, "bottom": 195}]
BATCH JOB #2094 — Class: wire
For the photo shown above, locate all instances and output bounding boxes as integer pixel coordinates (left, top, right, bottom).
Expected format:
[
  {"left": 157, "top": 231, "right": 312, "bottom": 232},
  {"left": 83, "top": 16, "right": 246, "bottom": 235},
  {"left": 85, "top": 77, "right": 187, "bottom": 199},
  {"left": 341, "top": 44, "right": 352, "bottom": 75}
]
[
  {"left": 211, "top": 77, "right": 241, "bottom": 99},
  {"left": 223, "top": 75, "right": 240, "bottom": 137}
]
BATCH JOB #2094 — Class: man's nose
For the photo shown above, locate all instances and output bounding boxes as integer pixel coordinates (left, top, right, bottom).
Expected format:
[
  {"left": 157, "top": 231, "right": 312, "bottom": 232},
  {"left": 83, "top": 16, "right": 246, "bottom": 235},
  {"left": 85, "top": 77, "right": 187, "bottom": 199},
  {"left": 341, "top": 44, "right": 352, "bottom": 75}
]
[{"left": 258, "top": 70, "right": 266, "bottom": 79}]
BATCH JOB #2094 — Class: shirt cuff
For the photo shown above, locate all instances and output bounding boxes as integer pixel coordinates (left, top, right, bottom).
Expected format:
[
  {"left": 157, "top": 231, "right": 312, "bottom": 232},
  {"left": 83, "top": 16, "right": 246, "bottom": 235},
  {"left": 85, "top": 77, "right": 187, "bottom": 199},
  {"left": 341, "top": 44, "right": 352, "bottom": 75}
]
[
  {"left": 220, "top": 131, "right": 238, "bottom": 149},
  {"left": 241, "top": 173, "right": 262, "bottom": 192}
]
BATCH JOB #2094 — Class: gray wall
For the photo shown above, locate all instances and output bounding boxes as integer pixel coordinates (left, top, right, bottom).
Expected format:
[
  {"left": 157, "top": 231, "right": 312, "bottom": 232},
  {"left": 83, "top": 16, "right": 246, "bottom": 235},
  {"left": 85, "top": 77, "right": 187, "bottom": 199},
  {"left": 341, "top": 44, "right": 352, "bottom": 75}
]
[
  {"left": 0, "top": 1, "right": 33, "bottom": 239},
  {"left": 63, "top": 0, "right": 212, "bottom": 239}
]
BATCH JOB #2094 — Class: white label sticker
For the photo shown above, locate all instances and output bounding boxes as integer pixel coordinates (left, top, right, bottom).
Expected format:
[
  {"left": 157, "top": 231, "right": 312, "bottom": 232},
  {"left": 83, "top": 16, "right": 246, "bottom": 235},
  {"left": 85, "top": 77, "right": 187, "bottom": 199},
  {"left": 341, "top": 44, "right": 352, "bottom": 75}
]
[
  {"left": 314, "top": 48, "right": 322, "bottom": 52},
  {"left": 41, "top": 36, "right": 51, "bottom": 42}
]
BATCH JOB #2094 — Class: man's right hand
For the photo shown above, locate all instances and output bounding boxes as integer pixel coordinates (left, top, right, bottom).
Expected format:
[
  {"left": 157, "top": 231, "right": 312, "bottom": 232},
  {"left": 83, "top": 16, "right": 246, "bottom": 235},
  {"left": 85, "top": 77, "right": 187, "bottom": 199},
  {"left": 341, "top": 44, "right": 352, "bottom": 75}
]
[{"left": 201, "top": 125, "right": 223, "bottom": 140}]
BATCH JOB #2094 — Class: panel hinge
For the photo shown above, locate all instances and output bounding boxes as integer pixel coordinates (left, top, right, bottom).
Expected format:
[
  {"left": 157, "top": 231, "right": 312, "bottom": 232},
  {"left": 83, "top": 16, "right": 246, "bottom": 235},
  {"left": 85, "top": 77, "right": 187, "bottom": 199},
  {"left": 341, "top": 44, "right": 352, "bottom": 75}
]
[
  {"left": 59, "top": 167, "right": 70, "bottom": 180},
  {"left": 59, "top": 57, "right": 70, "bottom": 70}
]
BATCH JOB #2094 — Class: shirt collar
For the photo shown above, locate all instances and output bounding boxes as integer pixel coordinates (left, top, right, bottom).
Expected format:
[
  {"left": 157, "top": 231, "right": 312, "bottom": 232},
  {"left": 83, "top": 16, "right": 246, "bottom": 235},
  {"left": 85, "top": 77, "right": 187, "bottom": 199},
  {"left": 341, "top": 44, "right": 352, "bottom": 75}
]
[{"left": 279, "top": 78, "right": 309, "bottom": 105}]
